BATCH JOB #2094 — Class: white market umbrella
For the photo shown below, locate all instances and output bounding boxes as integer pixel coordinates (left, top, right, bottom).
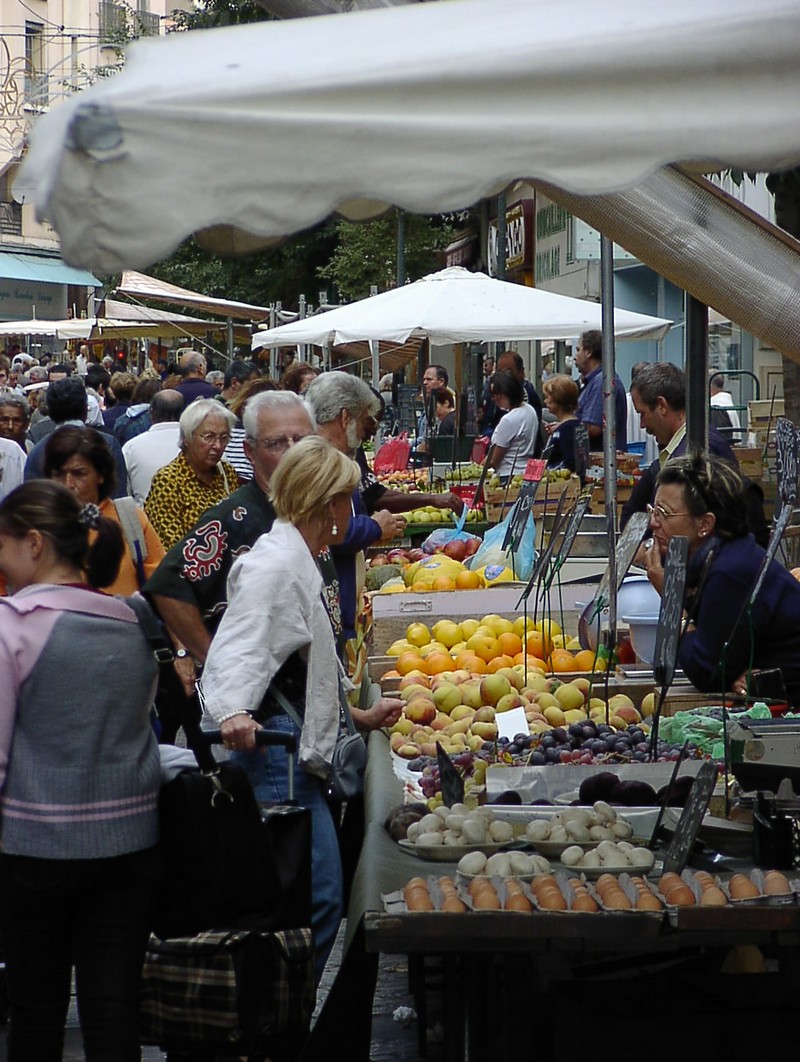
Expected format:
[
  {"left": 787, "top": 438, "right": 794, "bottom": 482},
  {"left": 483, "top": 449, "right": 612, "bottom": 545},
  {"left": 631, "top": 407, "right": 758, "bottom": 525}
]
[
  {"left": 14, "top": 0, "right": 800, "bottom": 274},
  {"left": 252, "top": 268, "right": 672, "bottom": 350}
]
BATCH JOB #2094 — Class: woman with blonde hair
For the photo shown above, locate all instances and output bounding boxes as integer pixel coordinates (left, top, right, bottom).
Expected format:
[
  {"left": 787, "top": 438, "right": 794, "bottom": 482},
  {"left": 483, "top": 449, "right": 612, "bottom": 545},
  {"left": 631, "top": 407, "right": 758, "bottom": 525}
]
[{"left": 200, "top": 435, "right": 361, "bottom": 982}]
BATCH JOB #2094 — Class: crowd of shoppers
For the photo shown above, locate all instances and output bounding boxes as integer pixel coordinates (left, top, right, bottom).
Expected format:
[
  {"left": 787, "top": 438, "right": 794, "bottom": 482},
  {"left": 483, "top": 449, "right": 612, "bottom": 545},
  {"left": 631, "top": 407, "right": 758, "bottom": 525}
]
[{"left": 0, "top": 337, "right": 782, "bottom": 1060}]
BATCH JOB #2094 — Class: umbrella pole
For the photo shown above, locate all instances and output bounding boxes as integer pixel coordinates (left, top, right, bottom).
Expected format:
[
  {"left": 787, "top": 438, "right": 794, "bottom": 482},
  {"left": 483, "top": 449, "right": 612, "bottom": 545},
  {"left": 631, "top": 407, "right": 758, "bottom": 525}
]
[
  {"left": 600, "top": 235, "right": 618, "bottom": 648},
  {"left": 370, "top": 340, "right": 380, "bottom": 390}
]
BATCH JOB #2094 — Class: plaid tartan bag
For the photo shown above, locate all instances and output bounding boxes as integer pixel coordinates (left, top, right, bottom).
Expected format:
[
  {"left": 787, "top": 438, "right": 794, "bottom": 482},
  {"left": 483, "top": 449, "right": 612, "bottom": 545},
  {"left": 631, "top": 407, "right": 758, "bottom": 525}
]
[{"left": 140, "top": 926, "right": 315, "bottom": 1052}]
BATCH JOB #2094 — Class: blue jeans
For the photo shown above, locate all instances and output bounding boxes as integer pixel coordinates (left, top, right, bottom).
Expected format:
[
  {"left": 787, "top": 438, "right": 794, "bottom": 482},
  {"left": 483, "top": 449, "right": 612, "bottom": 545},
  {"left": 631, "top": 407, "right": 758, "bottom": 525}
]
[{"left": 233, "top": 713, "right": 342, "bottom": 983}]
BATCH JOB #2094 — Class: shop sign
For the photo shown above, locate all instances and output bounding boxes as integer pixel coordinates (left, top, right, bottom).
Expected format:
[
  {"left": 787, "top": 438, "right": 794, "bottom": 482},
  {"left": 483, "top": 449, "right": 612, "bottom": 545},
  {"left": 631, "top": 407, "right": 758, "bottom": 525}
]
[
  {"left": 487, "top": 199, "right": 533, "bottom": 276},
  {"left": 0, "top": 278, "right": 66, "bottom": 320}
]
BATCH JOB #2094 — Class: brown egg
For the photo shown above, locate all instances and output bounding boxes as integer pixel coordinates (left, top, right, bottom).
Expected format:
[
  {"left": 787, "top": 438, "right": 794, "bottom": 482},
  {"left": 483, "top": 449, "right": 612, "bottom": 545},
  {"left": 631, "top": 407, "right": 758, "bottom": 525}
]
[
  {"left": 537, "top": 888, "right": 568, "bottom": 911},
  {"left": 405, "top": 890, "right": 434, "bottom": 911},
  {"left": 531, "top": 875, "right": 557, "bottom": 894},
  {"left": 664, "top": 884, "right": 695, "bottom": 906},
  {"left": 699, "top": 887, "right": 728, "bottom": 906},
  {"left": 473, "top": 889, "right": 501, "bottom": 910},
  {"left": 505, "top": 893, "right": 532, "bottom": 913},
  {"left": 693, "top": 871, "right": 715, "bottom": 888},
  {"left": 658, "top": 872, "right": 683, "bottom": 893},
  {"left": 596, "top": 874, "right": 618, "bottom": 891},
  {"left": 441, "top": 896, "right": 467, "bottom": 913},
  {"left": 406, "top": 876, "right": 428, "bottom": 891},
  {"left": 572, "top": 892, "right": 600, "bottom": 913},
  {"left": 601, "top": 889, "right": 632, "bottom": 911},
  {"left": 764, "top": 871, "right": 791, "bottom": 896},
  {"left": 729, "top": 874, "right": 760, "bottom": 900},
  {"left": 635, "top": 891, "right": 663, "bottom": 911},
  {"left": 468, "top": 876, "right": 491, "bottom": 897}
]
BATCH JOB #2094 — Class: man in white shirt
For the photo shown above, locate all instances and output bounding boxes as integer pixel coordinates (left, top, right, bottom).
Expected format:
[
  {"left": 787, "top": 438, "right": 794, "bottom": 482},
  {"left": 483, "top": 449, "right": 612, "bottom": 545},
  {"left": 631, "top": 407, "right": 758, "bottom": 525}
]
[
  {"left": 123, "top": 389, "right": 184, "bottom": 503},
  {"left": 709, "top": 372, "right": 742, "bottom": 439}
]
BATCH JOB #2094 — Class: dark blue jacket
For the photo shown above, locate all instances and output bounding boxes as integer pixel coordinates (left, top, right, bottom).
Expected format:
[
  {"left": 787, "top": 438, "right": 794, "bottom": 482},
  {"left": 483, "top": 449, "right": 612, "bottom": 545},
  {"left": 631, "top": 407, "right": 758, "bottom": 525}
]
[{"left": 679, "top": 534, "right": 800, "bottom": 704}]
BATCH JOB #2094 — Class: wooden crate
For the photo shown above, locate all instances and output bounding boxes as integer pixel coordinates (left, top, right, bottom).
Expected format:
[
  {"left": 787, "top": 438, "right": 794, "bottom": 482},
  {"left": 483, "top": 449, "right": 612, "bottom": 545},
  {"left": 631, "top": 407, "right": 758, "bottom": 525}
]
[{"left": 732, "top": 446, "right": 765, "bottom": 480}]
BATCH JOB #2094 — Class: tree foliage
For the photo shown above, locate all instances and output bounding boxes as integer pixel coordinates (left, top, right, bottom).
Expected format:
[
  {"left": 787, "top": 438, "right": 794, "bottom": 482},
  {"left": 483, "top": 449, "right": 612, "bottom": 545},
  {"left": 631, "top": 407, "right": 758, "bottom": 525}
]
[{"left": 318, "top": 214, "right": 457, "bottom": 302}]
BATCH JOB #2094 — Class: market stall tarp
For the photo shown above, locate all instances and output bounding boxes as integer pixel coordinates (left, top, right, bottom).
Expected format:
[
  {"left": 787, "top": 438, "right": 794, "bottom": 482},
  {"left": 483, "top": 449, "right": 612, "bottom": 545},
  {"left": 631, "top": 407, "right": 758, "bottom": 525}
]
[
  {"left": 251, "top": 268, "right": 672, "bottom": 349},
  {"left": 115, "top": 272, "right": 271, "bottom": 323},
  {"left": 0, "top": 318, "right": 93, "bottom": 340},
  {"left": 14, "top": 0, "right": 800, "bottom": 274}
]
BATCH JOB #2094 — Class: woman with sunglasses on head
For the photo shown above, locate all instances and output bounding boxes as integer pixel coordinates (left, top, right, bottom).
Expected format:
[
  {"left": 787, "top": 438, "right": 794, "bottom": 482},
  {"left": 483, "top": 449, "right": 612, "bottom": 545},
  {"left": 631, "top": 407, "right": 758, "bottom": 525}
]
[
  {"left": 0, "top": 481, "right": 161, "bottom": 1060},
  {"left": 642, "top": 452, "right": 800, "bottom": 702}
]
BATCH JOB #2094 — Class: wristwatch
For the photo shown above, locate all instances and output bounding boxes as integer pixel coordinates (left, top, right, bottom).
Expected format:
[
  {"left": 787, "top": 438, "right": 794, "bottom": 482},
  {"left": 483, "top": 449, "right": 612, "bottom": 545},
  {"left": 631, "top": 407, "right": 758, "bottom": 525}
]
[{"left": 175, "top": 649, "right": 190, "bottom": 660}]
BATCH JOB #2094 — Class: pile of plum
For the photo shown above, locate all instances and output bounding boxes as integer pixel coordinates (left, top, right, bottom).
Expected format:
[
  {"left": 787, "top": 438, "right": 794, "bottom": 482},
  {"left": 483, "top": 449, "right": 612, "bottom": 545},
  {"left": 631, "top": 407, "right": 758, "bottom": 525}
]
[{"left": 412, "top": 720, "right": 704, "bottom": 802}]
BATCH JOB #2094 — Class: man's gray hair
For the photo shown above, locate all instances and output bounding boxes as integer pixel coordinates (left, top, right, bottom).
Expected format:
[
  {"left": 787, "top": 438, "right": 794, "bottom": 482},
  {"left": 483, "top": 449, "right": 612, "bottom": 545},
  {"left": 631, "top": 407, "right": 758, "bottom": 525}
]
[
  {"left": 179, "top": 397, "right": 236, "bottom": 446},
  {"left": 0, "top": 392, "right": 30, "bottom": 418},
  {"left": 243, "top": 390, "right": 316, "bottom": 440},
  {"left": 304, "top": 371, "right": 380, "bottom": 426}
]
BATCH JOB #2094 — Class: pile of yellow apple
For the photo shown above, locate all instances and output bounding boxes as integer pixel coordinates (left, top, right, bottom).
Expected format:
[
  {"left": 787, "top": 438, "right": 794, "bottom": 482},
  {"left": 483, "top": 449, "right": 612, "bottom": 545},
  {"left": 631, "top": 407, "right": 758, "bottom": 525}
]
[
  {"left": 385, "top": 614, "right": 597, "bottom": 674},
  {"left": 385, "top": 616, "right": 648, "bottom": 761}
]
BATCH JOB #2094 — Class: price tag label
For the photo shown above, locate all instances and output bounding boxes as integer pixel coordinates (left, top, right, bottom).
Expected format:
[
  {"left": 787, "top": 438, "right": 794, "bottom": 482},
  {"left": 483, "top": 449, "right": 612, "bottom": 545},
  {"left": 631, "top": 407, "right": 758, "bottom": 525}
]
[
  {"left": 574, "top": 422, "right": 590, "bottom": 483},
  {"left": 554, "top": 490, "right": 593, "bottom": 565},
  {"left": 774, "top": 417, "right": 799, "bottom": 508},
  {"left": 502, "top": 478, "right": 540, "bottom": 550},
  {"left": 523, "top": 459, "right": 547, "bottom": 482},
  {"left": 662, "top": 760, "right": 717, "bottom": 874},
  {"left": 653, "top": 536, "right": 689, "bottom": 690}
]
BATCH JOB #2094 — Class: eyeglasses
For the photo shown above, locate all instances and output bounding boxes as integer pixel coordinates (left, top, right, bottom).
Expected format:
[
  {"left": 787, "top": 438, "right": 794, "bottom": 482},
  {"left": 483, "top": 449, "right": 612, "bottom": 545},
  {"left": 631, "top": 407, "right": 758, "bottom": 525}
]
[
  {"left": 197, "top": 431, "right": 231, "bottom": 446},
  {"left": 252, "top": 433, "right": 307, "bottom": 453},
  {"left": 646, "top": 503, "right": 690, "bottom": 522}
]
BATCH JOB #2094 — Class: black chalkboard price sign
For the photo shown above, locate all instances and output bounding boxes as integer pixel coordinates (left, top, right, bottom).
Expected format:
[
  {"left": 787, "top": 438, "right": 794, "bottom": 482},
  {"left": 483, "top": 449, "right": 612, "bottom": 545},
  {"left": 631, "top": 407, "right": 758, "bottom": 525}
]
[
  {"left": 662, "top": 760, "right": 718, "bottom": 874},
  {"left": 554, "top": 491, "right": 593, "bottom": 565},
  {"left": 653, "top": 535, "right": 689, "bottom": 690},
  {"left": 574, "top": 422, "right": 590, "bottom": 484},
  {"left": 774, "top": 417, "right": 799, "bottom": 508},
  {"left": 502, "top": 459, "right": 546, "bottom": 551}
]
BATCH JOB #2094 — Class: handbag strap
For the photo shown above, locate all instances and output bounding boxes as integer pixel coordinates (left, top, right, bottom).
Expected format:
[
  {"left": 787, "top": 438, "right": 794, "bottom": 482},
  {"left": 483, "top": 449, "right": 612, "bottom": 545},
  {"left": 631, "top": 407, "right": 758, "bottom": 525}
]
[
  {"left": 269, "top": 678, "right": 357, "bottom": 737},
  {"left": 126, "top": 594, "right": 218, "bottom": 776}
]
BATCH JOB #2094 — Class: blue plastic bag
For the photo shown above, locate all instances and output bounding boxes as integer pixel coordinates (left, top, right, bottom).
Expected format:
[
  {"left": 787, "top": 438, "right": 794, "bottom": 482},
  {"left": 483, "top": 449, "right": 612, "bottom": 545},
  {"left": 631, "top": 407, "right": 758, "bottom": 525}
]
[
  {"left": 421, "top": 528, "right": 481, "bottom": 555},
  {"left": 467, "top": 508, "right": 537, "bottom": 581}
]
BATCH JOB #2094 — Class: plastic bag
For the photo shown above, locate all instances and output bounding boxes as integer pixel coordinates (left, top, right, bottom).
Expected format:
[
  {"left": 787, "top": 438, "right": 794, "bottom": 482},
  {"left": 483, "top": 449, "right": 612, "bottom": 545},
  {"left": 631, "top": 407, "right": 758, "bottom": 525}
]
[
  {"left": 467, "top": 507, "right": 537, "bottom": 581},
  {"left": 421, "top": 528, "right": 482, "bottom": 555},
  {"left": 373, "top": 432, "right": 411, "bottom": 474}
]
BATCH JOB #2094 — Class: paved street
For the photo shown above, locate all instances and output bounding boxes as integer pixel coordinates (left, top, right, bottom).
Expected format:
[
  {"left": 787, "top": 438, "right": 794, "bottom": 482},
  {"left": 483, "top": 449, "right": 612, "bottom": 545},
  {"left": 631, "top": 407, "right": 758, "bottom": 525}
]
[{"left": 0, "top": 925, "right": 423, "bottom": 1060}]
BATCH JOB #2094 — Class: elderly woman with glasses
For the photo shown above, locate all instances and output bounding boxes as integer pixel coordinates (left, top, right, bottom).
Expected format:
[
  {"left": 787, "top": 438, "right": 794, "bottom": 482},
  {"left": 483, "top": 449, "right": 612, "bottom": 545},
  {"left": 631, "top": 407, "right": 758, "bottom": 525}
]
[
  {"left": 144, "top": 398, "right": 237, "bottom": 549},
  {"left": 642, "top": 452, "right": 800, "bottom": 703}
]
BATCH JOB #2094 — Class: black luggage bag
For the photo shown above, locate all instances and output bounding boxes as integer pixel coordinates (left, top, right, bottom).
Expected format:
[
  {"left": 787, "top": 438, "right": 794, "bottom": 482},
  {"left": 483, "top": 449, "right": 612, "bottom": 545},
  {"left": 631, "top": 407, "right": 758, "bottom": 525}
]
[{"left": 142, "top": 729, "right": 315, "bottom": 1060}]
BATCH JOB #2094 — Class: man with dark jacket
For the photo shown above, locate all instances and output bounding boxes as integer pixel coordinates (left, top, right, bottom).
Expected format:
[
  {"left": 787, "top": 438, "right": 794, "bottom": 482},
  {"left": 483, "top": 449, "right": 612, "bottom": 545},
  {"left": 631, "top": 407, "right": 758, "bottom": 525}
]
[
  {"left": 621, "top": 362, "right": 767, "bottom": 544},
  {"left": 175, "top": 351, "right": 218, "bottom": 405}
]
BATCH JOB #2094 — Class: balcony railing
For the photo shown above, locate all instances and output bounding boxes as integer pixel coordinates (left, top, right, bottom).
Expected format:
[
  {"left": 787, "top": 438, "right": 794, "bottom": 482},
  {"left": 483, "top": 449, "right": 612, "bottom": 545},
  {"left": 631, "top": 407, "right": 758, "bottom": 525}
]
[
  {"left": 0, "top": 201, "right": 23, "bottom": 237},
  {"left": 98, "top": 1, "right": 127, "bottom": 43}
]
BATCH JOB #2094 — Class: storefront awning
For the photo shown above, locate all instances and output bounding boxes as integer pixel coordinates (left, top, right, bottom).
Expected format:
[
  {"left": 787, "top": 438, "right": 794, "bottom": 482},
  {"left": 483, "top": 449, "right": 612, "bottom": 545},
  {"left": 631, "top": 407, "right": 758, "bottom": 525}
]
[{"left": 0, "top": 251, "right": 100, "bottom": 288}]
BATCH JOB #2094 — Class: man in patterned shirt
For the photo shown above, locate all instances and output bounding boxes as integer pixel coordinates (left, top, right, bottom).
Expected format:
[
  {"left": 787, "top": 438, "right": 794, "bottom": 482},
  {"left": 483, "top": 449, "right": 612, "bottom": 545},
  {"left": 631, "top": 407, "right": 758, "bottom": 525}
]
[{"left": 146, "top": 392, "right": 315, "bottom": 698}]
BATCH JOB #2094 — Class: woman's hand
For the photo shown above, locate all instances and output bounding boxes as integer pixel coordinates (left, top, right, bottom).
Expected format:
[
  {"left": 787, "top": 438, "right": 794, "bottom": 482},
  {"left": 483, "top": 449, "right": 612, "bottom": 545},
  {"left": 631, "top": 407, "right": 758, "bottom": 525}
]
[
  {"left": 352, "top": 697, "right": 404, "bottom": 732},
  {"left": 220, "top": 713, "right": 261, "bottom": 751},
  {"left": 642, "top": 538, "right": 665, "bottom": 596}
]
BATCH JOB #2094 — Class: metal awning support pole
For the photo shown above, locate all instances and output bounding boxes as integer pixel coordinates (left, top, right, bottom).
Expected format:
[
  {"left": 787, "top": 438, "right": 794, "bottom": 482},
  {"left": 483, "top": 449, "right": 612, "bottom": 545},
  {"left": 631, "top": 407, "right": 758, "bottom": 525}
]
[
  {"left": 370, "top": 340, "right": 380, "bottom": 390},
  {"left": 226, "top": 317, "right": 234, "bottom": 362},
  {"left": 686, "top": 295, "right": 709, "bottom": 451},
  {"left": 268, "top": 307, "right": 277, "bottom": 380},
  {"left": 600, "top": 235, "right": 618, "bottom": 641}
]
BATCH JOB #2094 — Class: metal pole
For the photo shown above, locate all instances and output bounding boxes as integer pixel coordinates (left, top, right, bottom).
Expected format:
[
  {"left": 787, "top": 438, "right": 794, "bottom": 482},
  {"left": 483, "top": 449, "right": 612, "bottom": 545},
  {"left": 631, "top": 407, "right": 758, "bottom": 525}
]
[
  {"left": 370, "top": 340, "right": 380, "bottom": 391},
  {"left": 268, "top": 306, "right": 277, "bottom": 380},
  {"left": 496, "top": 192, "right": 507, "bottom": 280},
  {"left": 396, "top": 210, "right": 406, "bottom": 287},
  {"left": 226, "top": 317, "right": 234, "bottom": 363},
  {"left": 686, "top": 294, "right": 709, "bottom": 451},
  {"left": 600, "top": 235, "right": 618, "bottom": 641}
]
